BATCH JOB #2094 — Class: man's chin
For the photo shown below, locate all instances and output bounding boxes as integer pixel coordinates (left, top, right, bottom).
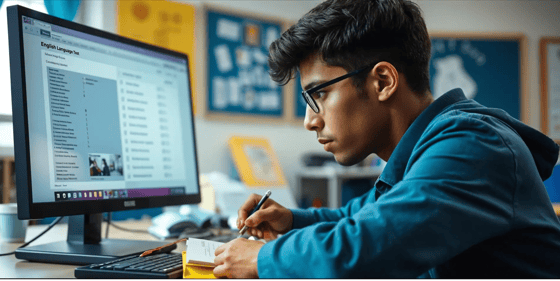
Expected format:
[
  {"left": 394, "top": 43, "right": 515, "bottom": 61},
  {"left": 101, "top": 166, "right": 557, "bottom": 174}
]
[{"left": 333, "top": 153, "right": 363, "bottom": 166}]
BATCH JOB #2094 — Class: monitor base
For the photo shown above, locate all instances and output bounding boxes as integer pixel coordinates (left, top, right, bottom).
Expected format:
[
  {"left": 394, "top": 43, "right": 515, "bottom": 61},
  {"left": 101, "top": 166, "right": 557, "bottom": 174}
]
[{"left": 15, "top": 238, "right": 174, "bottom": 265}]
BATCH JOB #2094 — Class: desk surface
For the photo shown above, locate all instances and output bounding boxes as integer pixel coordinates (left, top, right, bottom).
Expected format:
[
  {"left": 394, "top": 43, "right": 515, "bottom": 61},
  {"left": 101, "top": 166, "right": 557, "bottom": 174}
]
[{"left": 0, "top": 219, "right": 184, "bottom": 278}]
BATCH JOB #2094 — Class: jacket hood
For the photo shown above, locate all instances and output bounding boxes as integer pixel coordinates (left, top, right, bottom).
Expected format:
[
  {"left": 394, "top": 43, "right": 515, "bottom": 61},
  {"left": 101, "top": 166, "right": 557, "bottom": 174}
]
[{"left": 444, "top": 89, "right": 559, "bottom": 181}]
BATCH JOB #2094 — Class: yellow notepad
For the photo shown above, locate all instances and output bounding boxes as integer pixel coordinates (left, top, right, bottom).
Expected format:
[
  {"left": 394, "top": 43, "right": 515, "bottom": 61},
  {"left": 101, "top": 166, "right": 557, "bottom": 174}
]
[
  {"left": 186, "top": 238, "right": 224, "bottom": 266},
  {"left": 182, "top": 251, "right": 216, "bottom": 279},
  {"left": 182, "top": 238, "right": 225, "bottom": 279}
]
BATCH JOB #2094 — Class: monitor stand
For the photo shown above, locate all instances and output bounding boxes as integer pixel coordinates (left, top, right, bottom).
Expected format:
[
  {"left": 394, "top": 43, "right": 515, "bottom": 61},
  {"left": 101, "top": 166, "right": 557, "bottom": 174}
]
[{"left": 15, "top": 213, "right": 174, "bottom": 265}]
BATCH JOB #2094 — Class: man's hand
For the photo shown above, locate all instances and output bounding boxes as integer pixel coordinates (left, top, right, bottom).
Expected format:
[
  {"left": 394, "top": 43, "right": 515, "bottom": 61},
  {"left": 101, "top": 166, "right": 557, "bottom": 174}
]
[
  {"left": 237, "top": 193, "right": 293, "bottom": 240},
  {"left": 213, "top": 238, "right": 264, "bottom": 278}
]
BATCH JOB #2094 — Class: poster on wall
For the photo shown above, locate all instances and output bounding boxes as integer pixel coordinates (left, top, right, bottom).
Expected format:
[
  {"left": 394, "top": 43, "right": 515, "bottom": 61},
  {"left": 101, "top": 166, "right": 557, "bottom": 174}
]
[
  {"left": 540, "top": 37, "right": 560, "bottom": 142},
  {"left": 116, "top": 0, "right": 197, "bottom": 113},
  {"left": 206, "top": 8, "right": 284, "bottom": 118},
  {"left": 228, "top": 136, "right": 287, "bottom": 187},
  {"left": 429, "top": 33, "right": 527, "bottom": 122}
]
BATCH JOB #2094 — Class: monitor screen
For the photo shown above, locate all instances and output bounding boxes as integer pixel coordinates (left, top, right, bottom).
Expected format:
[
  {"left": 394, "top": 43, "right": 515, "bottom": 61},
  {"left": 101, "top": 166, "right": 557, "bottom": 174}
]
[{"left": 8, "top": 5, "right": 200, "bottom": 264}]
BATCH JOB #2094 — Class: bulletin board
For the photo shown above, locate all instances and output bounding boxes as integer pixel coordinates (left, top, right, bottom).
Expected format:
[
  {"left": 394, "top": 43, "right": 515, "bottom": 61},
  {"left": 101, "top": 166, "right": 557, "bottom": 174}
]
[
  {"left": 116, "top": 0, "right": 197, "bottom": 113},
  {"left": 204, "top": 7, "right": 285, "bottom": 120},
  {"left": 429, "top": 33, "right": 528, "bottom": 123},
  {"left": 283, "top": 21, "right": 306, "bottom": 123},
  {"left": 283, "top": 71, "right": 305, "bottom": 124},
  {"left": 540, "top": 37, "right": 560, "bottom": 143}
]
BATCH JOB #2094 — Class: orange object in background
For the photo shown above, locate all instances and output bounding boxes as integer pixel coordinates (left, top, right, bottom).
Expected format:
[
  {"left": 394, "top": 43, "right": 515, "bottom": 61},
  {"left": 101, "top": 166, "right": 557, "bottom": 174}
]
[{"left": 312, "top": 198, "right": 323, "bottom": 208}]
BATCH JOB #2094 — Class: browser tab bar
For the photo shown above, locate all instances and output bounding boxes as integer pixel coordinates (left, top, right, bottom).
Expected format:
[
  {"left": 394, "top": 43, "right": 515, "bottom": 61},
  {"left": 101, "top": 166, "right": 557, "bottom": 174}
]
[{"left": 35, "top": 21, "right": 51, "bottom": 30}]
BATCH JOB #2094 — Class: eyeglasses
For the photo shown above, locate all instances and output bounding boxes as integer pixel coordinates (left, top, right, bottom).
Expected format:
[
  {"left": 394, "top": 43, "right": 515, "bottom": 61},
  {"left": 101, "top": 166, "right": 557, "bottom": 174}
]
[{"left": 301, "top": 63, "right": 376, "bottom": 113}]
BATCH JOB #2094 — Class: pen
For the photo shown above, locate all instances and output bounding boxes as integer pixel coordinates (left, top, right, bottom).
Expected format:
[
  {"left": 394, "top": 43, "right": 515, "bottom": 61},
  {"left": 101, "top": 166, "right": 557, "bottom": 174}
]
[
  {"left": 139, "top": 238, "right": 186, "bottom": 257},
  {"left": 238, "top": 190, "right": 272, "bottom": 236}
]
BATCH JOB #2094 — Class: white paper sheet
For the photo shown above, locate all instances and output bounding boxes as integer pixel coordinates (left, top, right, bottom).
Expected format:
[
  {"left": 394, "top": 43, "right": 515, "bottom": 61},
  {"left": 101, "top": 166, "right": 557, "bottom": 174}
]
[
  {"left": 217, "top": 18, "right": 241, "bottom": 42},
  {"left": 214, "top": 44, "right": 233, "bottom": 73}
]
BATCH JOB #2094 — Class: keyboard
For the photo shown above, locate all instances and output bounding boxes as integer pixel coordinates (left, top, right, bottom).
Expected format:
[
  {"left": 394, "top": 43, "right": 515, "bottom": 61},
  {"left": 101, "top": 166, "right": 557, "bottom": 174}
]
[
  {"left": 74, "top": 232, "right": 240, "bottom": 278},
  {"left": 74, "top": 252, "right": 184, "bottom": 279}
]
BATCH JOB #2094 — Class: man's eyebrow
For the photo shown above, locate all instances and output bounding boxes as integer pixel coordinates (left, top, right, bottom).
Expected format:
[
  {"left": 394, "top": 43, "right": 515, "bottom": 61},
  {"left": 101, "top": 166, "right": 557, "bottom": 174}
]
[{"left": 303, "top": 80, "right": 328, "bottom": 91}]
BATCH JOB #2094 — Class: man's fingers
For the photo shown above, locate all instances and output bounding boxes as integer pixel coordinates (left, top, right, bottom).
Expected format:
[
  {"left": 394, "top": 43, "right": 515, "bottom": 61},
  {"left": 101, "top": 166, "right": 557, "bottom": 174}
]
[
  {"left": 213, "top": 265, "right": 227, "bottom": 278},
  {"left": 237, "top": 209, "right": 248, "bottom": 229},
  {"left": 237, "top": 194, "right": 264, "bottom": 228},
  {"left": 214, "top": 243, "right": 226, "bottom": 256},
  {"left": 214, "top": 252, "right": 224, "bottom": 266},
  {"left": 246, "top": 207, "right": 277, "bottom": 227},
  {"left": 263, "top": 230, "right": 277, "bottom": 241},
  {"left": 215, "top": 238, "right": 237, "bottom": 258}
]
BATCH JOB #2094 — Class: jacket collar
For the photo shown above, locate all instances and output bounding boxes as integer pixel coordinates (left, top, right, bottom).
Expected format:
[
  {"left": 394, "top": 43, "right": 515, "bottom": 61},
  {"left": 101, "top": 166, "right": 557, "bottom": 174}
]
[{"left": 378, "top": 88, "right": 467, "bottom": 188}]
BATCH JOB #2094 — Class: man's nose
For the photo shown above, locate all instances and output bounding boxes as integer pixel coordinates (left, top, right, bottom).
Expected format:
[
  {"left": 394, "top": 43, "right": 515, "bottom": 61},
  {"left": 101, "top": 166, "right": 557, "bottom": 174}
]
[{"left": 303, "top": 106, "right": 323, "bottom": 132}]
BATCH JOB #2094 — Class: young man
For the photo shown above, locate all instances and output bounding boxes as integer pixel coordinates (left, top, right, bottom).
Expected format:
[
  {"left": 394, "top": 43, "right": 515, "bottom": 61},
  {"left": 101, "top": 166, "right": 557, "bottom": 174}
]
[{"left": 213, "top": 0, "right": 560, "bottom": 278}]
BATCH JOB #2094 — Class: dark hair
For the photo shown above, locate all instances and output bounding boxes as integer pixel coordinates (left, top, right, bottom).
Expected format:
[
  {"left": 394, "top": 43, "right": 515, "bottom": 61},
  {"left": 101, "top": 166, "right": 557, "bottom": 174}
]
[{"left": 268, "top": 0, "right": 431, "bottom": 95}]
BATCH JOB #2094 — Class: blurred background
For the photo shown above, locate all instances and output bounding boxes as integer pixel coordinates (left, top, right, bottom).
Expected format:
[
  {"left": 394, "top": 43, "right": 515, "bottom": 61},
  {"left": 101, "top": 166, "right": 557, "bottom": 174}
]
[{"left": 0, "top": 0, "right": 559, "bottom": 213}]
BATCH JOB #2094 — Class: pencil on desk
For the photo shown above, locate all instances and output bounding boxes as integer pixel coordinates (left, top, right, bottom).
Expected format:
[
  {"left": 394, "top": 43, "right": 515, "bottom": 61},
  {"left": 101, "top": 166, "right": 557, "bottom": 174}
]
[{"left": 139, "top": 238, "right": 186, "bottom": 257}]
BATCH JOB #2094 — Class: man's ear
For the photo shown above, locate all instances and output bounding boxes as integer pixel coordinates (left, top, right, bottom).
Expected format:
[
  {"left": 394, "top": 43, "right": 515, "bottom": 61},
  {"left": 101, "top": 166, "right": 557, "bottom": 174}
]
[{"left": 370, "top": 62, "right": 398, "bottom": 102}]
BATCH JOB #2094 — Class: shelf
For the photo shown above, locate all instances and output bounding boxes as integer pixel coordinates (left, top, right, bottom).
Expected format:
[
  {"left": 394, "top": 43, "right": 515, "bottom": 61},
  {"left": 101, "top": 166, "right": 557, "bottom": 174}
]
[{"left": 296, "top": 166, "right": 383, "bottom": 209}]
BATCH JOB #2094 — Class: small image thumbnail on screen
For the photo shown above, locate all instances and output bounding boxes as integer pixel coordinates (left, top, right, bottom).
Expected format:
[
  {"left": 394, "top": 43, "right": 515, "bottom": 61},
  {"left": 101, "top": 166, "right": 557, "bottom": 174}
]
[{"left": 89, "top": 153, "right": 123, "bottom": 179}]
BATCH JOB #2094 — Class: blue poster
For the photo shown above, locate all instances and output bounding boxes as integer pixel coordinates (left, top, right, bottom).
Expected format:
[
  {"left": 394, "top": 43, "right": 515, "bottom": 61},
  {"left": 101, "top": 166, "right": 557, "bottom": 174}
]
[
  {"left": 429, "top": 38, "right": 521, "bottom": 120},
  {"left": 207, "top": 10, "right": 283, "bottom": 116}
]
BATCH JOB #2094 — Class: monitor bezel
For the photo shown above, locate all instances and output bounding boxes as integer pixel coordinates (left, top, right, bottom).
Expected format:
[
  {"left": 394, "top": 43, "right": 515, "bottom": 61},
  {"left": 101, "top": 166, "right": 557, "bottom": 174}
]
[{"left": 8, "top": 5, "right": 201, "bottom": 220}]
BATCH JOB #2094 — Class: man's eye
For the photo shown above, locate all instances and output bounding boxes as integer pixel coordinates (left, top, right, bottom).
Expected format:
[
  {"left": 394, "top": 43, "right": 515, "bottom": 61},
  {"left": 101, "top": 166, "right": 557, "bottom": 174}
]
[{"left": 311, "top": 91, "right": 326, "bottom": 100}]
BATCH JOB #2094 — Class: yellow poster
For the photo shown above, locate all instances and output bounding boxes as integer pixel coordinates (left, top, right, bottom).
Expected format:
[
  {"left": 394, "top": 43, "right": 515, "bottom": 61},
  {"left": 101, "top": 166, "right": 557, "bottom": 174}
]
[
  {"left": 228, "top": 136, "right": 287, "bottom": 187},
  {"left": 117, "top": 0, "right": 197, "bottom": 113}
]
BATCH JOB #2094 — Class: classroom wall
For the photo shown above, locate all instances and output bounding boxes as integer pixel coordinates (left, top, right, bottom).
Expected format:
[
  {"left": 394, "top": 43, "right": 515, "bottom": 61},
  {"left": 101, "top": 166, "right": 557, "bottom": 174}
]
[{"left": 91, "top": 0, "right": 560, "bottom": 192}]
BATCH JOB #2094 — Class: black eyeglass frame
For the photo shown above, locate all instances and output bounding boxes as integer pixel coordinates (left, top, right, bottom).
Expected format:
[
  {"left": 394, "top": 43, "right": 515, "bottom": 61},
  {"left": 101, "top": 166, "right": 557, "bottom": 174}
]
[{"left": 301, "top": 63, "right": 376, "bottom": 113}]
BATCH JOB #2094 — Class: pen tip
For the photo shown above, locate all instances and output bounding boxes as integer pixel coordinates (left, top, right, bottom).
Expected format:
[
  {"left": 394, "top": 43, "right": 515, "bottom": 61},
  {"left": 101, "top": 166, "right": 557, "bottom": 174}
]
[{"left": 238, "top": 226, "right": 246, "bottom": 235}]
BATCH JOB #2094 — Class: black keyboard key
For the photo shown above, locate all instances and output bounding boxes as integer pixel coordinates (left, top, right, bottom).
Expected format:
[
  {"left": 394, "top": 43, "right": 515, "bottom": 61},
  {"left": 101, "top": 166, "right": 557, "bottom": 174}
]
[
  {"left": 99, "top": 265, "right": 114, "bottom": 270},
  {"left": 161, "top": 264, "right": 183, "bottom": 273},
  {"left": 113, "top": 260, "right": 148, "bottom": 269},
  {"left": 124, "top": 267, "right": 153, "bottom": 272}
]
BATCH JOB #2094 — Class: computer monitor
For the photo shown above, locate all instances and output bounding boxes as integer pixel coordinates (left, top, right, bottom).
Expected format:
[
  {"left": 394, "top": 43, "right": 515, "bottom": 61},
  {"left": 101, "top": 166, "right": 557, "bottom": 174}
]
[{"left": 7, "top": 5, "right": 200, "bottom": 265}]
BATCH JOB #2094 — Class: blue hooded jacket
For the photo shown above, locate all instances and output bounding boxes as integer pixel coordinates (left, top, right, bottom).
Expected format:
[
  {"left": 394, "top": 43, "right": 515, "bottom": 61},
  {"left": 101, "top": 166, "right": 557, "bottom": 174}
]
[{"left": 257, "top": 89, "right": 560, "bottom": 278}]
